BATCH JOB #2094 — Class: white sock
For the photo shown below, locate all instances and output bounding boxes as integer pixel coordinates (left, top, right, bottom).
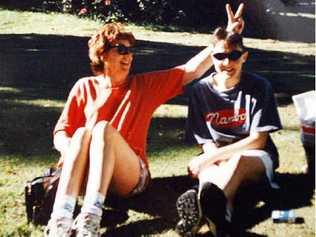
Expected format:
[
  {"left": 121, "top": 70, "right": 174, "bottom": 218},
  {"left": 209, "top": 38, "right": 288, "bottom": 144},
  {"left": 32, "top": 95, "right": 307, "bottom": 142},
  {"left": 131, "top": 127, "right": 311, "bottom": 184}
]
[
  {"left": 52, "top": 195, "right": 76, "bottom": 219},
  {"left": 81, "top": 192, "right": 105, "bottom": 217}
]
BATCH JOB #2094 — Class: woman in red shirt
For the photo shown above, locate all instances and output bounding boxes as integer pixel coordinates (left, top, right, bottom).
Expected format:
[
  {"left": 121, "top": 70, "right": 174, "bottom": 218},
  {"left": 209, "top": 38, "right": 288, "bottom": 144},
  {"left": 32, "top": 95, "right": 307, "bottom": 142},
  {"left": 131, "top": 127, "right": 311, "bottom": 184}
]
[{"left": 45, "top": 4, "right": 244, "bottom": 236}]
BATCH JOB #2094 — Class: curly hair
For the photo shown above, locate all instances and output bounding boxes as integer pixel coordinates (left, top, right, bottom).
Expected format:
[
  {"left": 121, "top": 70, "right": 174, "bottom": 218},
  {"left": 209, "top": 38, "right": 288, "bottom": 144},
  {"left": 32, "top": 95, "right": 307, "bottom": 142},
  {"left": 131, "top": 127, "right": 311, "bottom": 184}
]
[
  {"left": 88, "top": 23, "right": 136, "bottom": 75},
  {"left": 212, "top": 27, "right": 245, "bottom": 51}
]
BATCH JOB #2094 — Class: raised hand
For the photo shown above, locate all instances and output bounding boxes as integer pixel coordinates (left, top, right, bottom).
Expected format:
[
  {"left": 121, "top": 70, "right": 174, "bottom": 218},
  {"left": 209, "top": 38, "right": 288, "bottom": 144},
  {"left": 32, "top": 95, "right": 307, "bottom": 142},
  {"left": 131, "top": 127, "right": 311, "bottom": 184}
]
[{"left": 226, "top": 3, "right": 245, "bottom": 34}]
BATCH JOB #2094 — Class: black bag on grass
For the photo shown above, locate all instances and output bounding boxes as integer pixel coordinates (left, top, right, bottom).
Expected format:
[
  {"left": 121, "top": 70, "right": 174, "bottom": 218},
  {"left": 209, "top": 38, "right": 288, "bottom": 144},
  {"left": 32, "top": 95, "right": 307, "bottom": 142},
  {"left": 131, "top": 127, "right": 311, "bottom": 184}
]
[{"left": 25, "top": 167, "right": 61, "bottom": 225}]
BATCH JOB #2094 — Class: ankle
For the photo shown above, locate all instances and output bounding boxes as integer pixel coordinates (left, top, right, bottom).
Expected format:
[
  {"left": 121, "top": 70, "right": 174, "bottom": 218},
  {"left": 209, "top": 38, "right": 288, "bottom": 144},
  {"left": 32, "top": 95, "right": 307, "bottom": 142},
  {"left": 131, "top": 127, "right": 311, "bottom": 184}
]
[
  {"left": 81, "top": 192, "right": 105, "bottom": 217},
  {"left": 52, "top": 195, "right": 76, "bottom": 219}
]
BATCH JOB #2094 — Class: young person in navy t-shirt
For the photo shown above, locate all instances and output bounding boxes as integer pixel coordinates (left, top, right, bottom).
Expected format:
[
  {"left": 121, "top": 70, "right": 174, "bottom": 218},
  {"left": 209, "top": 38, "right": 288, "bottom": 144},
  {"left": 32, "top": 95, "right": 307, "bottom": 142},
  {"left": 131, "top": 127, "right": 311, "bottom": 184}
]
[{"left": 176, "top": 27, "right": 282, "bottom": 237}]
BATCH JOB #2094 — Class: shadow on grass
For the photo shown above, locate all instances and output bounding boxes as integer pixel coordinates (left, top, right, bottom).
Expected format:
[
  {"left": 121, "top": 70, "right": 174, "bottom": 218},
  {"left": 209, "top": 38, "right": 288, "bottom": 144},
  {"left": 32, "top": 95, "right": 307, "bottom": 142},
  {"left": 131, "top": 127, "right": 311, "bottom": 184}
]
[
  {"left": 0, "top": 92, "right": 187, "bottom": 156},
  {"left": 98, "top": 171, "right": 315, "bottom": 237},
  {"left": 0, "top": 33, "right": 314, "bottom": 99},
  {"left": 0, "top": 99, "right": 60, "bottom": 156},
  {"left": 101, "top": 175, "right": 195, "bottom": 236},
  {"left": 232, "top": 172, "right": 314, "bottom": 235},
  {"left": 96, "top": 172, "right": 314, "bottom": 236}
]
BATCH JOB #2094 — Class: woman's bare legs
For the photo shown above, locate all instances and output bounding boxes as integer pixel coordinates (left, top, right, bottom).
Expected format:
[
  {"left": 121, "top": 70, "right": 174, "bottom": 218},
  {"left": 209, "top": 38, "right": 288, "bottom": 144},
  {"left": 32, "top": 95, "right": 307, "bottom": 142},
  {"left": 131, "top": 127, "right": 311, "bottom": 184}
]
[
  {"left": 45, "top": 128, "right": 92, "bottom": 237},
  {"left": 48, "top": 121, "right": 142, "bottom": 236},
  {"left": 55, "top": 127, "right": 91, "bottom": 199},
  {"left": 72, "top": 121, "right": 141, "bottom": 235},
  {"left": 52, "top": 127, "right": 91, "bottom": 214},
  {"left": 87, "top": 120, "right": 141, "bottom": 197}
]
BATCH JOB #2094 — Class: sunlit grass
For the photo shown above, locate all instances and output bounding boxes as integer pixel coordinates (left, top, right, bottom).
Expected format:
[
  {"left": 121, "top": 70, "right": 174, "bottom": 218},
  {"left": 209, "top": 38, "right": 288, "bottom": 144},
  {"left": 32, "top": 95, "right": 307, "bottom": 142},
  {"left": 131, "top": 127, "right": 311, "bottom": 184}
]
[
  {"left": 0, "top": 87, "right": 22, "bottom": 93},
  {"left": 272, "top": 105, "right": 306, "bottom": 174},
  {"left": 0, "top": 8, "right": 102, "bottom": 36},
  {"left": 153, "top": 104, "right": 187, "bottom": 118},
  {"left": 6, "top": 99, "right": 64, "bottom": 108}
]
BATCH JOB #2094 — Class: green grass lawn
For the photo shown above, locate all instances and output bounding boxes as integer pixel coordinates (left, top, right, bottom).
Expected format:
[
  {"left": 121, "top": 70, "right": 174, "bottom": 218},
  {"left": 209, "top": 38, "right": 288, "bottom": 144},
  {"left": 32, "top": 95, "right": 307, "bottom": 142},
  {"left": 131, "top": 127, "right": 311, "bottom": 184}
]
[{"left": 0, "top": 8, "right": 315, "bottom": 237}]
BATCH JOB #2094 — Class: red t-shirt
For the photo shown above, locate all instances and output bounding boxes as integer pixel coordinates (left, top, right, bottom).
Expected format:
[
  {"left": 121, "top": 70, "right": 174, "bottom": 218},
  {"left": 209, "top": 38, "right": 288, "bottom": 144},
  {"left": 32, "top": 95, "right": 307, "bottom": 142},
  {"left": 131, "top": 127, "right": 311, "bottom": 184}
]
[{"left": 54, "top": 67, "right": 185, "bottom": 167}]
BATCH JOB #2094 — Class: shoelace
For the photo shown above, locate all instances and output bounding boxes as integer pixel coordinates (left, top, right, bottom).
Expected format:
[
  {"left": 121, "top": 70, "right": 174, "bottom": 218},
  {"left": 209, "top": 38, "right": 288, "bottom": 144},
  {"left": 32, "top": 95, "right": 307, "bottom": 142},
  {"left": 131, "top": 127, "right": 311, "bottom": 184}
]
[{"left": 73, "top": 214, "right": 101, "bottom": 236}]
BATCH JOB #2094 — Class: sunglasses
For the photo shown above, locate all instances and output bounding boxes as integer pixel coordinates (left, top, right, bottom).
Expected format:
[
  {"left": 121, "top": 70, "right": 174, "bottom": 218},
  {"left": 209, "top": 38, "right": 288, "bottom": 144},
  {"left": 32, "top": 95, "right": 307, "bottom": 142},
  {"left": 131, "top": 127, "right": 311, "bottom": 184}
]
[
  {"left": 108, "top": 44, "right": 134, "bottom": 55},
  {"left": 212, "top": 50, "right": 243, "bottom": 61}
]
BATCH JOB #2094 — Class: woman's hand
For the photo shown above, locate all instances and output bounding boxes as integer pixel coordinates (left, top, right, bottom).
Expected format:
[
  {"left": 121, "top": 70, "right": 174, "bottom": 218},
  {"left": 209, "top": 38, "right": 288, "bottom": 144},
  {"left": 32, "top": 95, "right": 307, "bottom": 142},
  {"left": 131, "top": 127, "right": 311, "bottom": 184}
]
[{"left": 226, "top": 3, "right": 245, "bottom": 34}]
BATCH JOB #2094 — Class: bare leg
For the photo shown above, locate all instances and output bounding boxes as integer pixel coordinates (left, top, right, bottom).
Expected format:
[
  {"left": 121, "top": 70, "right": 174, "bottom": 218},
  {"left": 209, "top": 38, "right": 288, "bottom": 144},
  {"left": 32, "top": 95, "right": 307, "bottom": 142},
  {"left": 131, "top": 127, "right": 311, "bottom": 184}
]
[
  {"left": 70, "top": 121, "right": 141, "bottom": 236},
  {"left": 55, "top": 127, "right": 91, "bottom": 198},
  {"left": 86, "top": 121, "right": 140, "bottom": 198},
  {"left": 198, "top": 154, "right": 266, "bottom": 208},
  {"left": 45, "top": 128, "right": 92, "bottom": 236},
  {"left": 223, "top": 156, "right": 265, "bottom": 204}
]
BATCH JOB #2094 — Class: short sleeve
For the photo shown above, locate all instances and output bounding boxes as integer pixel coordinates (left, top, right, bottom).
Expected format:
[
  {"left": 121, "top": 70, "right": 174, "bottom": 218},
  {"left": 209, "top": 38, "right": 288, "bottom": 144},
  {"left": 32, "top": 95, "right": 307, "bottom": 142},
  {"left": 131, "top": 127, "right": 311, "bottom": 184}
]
[
  {"left": 251, "top": 82, "right": 282, "bottom": 133},
  {"left": 185, "top": 86, "right": 213, "bottom": 144},
  {"left": 54, "top": 80, "right": 86, "bottom": 137},
  {"left": 137, "top": 66, "right": 185, "bottom": 108}
]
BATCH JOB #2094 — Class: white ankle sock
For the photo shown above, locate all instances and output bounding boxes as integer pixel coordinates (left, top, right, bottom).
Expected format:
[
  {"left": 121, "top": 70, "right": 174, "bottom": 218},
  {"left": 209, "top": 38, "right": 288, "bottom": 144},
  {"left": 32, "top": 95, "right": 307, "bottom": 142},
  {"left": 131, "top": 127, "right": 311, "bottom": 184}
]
[
  {"left": 81, "top": 192, "right": 105, "bottom": 217},
  {"left": 52, "top": 195, "right": 76, "bottom": 219}
]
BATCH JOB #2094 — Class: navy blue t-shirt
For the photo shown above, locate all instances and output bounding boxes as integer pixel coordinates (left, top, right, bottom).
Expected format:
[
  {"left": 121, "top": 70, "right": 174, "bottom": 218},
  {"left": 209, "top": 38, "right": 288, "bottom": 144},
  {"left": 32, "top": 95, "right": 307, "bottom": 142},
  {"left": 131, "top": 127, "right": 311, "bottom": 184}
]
[{"left": 186, "top": 72, "right": 282, "bottom": 169}]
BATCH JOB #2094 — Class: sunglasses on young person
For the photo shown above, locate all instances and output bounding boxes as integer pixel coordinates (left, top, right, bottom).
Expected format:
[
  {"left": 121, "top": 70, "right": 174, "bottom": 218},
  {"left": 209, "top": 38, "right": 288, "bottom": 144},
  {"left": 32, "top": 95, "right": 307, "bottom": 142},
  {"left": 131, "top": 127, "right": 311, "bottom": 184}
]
[
  {"left": 212, "top": 50, "right": 243, "bottom": 61},
  {"left": 108, "top": 44, "right": 134, "bottom": 55}
]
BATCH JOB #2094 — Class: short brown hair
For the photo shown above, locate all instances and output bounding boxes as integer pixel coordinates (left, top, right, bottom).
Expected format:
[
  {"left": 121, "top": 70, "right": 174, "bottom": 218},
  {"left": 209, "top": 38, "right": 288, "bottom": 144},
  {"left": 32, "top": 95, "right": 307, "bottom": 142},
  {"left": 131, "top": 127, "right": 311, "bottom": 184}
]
[
  {"left": 88, "top": 23, "right": 136, "bottom": 75},
  {"left": 212, "top": 27, "right": 245, "bottom": 51}
]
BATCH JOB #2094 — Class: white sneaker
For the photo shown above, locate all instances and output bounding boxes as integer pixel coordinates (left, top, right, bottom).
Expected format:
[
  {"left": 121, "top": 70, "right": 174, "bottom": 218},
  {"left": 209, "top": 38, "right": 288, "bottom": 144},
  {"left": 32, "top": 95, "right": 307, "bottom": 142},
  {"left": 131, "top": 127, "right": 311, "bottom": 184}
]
[
  {"left": 73, "top": 213, "right": 102, "bottom": 237},
  {"left": 44, "top": 216, "right": 74, "bottom": 237}
]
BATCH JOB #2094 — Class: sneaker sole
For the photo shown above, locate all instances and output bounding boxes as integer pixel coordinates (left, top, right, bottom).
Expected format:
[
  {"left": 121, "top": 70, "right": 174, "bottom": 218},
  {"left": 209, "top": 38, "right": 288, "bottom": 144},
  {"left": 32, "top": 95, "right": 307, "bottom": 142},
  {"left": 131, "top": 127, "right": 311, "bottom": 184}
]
[{"left": 176, "top": 189, "right": 201, "bottom": 236}]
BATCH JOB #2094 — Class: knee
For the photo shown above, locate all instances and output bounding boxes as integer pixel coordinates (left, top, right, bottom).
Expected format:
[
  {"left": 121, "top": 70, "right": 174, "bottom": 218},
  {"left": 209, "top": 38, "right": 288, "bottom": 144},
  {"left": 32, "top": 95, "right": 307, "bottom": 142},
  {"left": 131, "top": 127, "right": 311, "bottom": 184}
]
[
  {"left": 71, "top": 127, "right": 91, "bottom": 149},
  {"left": 239, "top": 156, "right": 265, "bottom": 171},
  {"left": 235, "top": 156, "right": 266, "bottom": 182},
  {"left": 92, "top": 121, "right": 116, "bottom": 142},
  {"left": 73, "top": 127, "right": 90, "bottom": 138},
  {"left": 65, "top": 127, "right": 91, "bottom": 164}
]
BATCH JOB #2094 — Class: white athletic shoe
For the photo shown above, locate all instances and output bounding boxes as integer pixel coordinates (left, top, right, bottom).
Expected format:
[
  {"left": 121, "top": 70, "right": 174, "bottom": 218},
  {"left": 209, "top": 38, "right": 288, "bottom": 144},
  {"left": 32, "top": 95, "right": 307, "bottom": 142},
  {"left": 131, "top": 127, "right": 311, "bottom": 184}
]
[
  {"left": 73, "top": 212, "right": 102, "bottom": 237},
  {"left": 44, "top": 216, "right": 74, "bottom": 237}
]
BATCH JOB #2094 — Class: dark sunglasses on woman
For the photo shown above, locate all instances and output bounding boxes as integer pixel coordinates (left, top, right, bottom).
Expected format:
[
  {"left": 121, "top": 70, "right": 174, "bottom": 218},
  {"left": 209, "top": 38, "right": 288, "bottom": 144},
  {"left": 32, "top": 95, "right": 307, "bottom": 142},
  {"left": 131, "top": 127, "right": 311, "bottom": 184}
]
[
  {"left": 212, "top": 50, "right": 243, "bottom": 61},
  {"left": 108, "top": 44, "right": 134, "bottom": 55}
]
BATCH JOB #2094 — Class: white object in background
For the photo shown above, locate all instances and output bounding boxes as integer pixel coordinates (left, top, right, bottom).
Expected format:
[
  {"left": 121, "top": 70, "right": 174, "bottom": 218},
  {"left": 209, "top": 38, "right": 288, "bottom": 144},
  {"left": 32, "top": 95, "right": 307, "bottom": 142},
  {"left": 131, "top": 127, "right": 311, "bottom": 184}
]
[
  {"left": 292, "top": 90, "right": 315, "bottom": 175},
  {"left": 292, "top": 91, "right": 316, "bottom": 144},
  {"left": 292, "top": 90, "right": 316, "bottom": 127}
]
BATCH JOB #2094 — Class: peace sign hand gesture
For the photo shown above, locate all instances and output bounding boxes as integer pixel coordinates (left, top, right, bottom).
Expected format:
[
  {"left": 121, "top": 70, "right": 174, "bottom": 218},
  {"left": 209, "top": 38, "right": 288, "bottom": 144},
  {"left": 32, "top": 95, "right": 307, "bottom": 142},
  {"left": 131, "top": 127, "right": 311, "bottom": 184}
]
[{"left": 226, "top": 3, "right": 245, "bottom": 34}]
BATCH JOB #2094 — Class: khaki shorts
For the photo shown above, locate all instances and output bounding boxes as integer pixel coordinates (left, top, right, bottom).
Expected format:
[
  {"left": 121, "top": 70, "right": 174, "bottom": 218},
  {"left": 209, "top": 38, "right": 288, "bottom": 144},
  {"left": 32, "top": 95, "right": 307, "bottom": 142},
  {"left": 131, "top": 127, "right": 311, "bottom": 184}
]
[{"left": 129, "top": 158, "right": 151, "bottom": 196}]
